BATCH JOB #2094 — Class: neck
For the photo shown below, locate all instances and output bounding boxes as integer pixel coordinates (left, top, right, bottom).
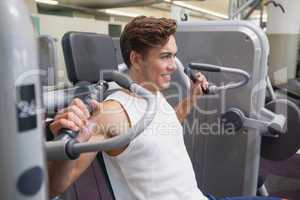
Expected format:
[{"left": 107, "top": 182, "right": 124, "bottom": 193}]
[{"left": 128, "top": 69, "right": 159, "bottom": 94}]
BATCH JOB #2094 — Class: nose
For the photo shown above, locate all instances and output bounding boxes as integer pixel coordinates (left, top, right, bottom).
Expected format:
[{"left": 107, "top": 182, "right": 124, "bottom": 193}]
[{"left": 167, "top": 57, "right": 177, "bottom": 72}]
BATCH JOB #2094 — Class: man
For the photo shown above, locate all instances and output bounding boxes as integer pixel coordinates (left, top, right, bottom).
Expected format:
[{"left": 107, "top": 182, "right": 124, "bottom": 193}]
[{"left": 48, "top": 16, "right": 285, "bottom": 200}]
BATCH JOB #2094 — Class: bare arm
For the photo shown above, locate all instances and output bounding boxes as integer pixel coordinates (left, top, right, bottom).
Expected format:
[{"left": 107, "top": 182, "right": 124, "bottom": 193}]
[
  {"left": 174, "top": 96, "right": 197, "bottom": 123},
  {"left": 48, "top": 100, "right": 130, "bottom": 197},
  {"left": 48, "top": 152, "right": 97, "bottom": 197},
  {"left": 174, "top": 72, "right": 208, "bottom": 123}
]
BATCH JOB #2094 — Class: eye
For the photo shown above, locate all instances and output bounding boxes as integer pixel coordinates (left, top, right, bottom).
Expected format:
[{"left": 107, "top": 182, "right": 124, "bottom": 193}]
[{"left": 161, "top": 54, "right": 172, "bottom": 59}]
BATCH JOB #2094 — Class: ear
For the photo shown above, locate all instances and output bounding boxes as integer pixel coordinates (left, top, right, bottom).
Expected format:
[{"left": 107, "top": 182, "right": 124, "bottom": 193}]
[{"left": 129, "top": 51, "right": 143, "bottom": 70}]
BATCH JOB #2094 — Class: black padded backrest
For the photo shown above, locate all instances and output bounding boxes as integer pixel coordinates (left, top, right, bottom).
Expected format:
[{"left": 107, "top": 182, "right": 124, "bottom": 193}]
[
  {"left": 60, "top": 31, "right": 116, "bottom": 200},
  {"left": 112, "top": 38, "right": 123, "bottom": 65},
  {"left": 62, "top": 31, "right": 118, "bottom": 84}
]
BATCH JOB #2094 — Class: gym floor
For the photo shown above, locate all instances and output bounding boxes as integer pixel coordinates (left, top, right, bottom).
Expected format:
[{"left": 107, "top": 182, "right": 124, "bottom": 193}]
[{"left": 260, "top": 153, "right": 300, "bottom": 200}]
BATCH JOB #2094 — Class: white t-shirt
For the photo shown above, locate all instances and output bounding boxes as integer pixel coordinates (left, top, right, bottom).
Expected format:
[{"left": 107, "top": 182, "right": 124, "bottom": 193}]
[{"left": 103, "top": 90, "right": 208, "bottom": 200}]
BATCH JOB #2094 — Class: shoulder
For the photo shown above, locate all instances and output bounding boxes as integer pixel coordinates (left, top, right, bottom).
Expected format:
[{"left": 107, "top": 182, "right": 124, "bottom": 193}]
[
  {"left": 105, "top": 90, "right": 146, "bottom": 117},
  {"left": 93, "top": 99, "right": 130, "bottom": 125},
  {"left": 94, "top": 99, "right": 131, "bottom": 156}
]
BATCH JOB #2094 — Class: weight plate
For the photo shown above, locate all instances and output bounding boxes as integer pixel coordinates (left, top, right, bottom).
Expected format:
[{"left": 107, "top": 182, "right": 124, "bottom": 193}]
[{"left": 261, "top": 99, "right": 300, "bottom": 161}]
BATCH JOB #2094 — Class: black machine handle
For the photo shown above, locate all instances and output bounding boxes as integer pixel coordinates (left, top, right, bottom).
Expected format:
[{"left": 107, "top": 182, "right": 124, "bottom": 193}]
[
  {"left": 184, "top": 62, "right": 250, "bottom": 94},
  {"left": 189, "top": 62, "right": 221, "bottom": 72},
  {"left": 183, "top": 67, "right": 210, "bottom": 95}
]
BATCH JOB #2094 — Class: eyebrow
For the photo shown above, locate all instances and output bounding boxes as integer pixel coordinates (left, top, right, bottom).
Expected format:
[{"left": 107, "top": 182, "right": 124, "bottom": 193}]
[{"left": 159, "top": 51, "right": 177, "bottom": 56}]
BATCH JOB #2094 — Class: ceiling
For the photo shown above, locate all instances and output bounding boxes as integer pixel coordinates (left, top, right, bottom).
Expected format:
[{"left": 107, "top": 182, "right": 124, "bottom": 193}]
[
  {"left": 187, "top": 0, "right": 230, "bottom": 15},
  {"left": 37, "top": 0, "right": 265, "bottom": 20},
  {"left": 56, "top": 0, "right": 165, "bottom": 8}
]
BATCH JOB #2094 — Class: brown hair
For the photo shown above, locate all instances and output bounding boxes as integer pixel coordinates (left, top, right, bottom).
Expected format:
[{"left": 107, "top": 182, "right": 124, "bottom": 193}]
[{"left": 120, "top": 16, "right": 177, "bottom": 68}]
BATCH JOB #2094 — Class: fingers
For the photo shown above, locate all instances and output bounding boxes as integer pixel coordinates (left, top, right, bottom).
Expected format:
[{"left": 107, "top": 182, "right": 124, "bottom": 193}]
[
  {"left": 71, "top": 98, "right": 90, "bottom": 118},
  {"left": 201, "top": 74, "right": 209, "bottom": 89},
  {"left": 58, "top": 105, "right": 87, "bottom": 122},
  {"left": 89, "top": 99, "right": 101, "bottom": 113},
  {"left": 51, "top": 98, "right": 92, "bottom": 135},
  {"left": 189, "top": 72, "right": 210, "bottom": 98},
  {"left": 50, "top": 98, "right": 101, "bottom": 141},
  {"left": 76, "top": 126, "right": 91, "bottom": 143},
  {"left": 195, "top": 85, "right": 203, "bottom": 96},
  {"left": 194, "top": 72, "right": 209, "bottom": 90},
  {"left": 76, "top": 121, "right": 97, "bottom": 143},
  {"left": 54, "top": 112, "right": 85, "bottom": 130},
  {"left": 49, "top": 118, "right": 79, "bottom": 136}
]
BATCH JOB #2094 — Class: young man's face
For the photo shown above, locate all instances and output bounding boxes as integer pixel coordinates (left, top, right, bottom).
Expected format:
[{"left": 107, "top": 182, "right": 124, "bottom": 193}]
[{"left": 138, "top": 35, "right": 178, "bottom": 91}]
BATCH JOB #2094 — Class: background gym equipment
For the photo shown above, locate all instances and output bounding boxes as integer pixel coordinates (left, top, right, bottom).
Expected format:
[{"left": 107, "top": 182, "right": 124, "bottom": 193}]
[
  {"left": 221, "top": 107, "right": 286, "bottom": 137},
  {"left": 171, "top": 21, "right": 300, "bottom": 197},
  {"left": 180, "top": 59, "right": 299, "bottom": 157},
  {"left": 183, "top": 62, "right": 295, "bottom": 154},
  {"left": 220, "top": 99, "right": 300, "bottom": 160},
  {"left": 39, "top": 35, "right": 58, "bottom": 87},
  {"left": 43, "top": 81, "right": 108, "bottom": 116},
  {"left": 274, "top": 79, "right": 300, "bottom": 108},
  {"left": 261, "top": 99, "right": 300, "bottom": 161},
  {"left": 0, "top": 0, "right": 47, "bottom": 199},
  {"left": 183, "top": 62, "right": 251, "bottom": 94},
  {"left": 257, "top": 75, "right": 300, "bottom": 197}
]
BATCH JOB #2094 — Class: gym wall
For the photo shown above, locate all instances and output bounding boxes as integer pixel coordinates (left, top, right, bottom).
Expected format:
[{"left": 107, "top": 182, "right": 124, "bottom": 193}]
[{"left": 35, "top": 14, "right": 127, "bottom": 86}]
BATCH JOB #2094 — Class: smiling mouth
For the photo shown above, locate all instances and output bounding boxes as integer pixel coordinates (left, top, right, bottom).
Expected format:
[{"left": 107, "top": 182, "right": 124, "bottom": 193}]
[{"left": 161, "top": 74, "right": 171, "bottom": 80}]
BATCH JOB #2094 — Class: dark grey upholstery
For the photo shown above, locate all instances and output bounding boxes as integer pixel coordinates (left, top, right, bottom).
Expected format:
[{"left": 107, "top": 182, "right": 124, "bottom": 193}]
[
  {"left": 60, "top": 155, "right": 115, "bottom": 200},
  {"left": 62, "top": 31, "right": 118, "bottom": 84},
  {"left": 112, "top": 38, "right": 123, "bottom": 65},
  {"left": 60, "top": 31, "right": 117, "bottom": 200}
]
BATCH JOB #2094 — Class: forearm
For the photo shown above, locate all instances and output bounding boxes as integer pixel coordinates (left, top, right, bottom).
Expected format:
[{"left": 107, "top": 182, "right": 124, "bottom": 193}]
[
  {"left": 46, "top": 99, "right": 106, "bottom": 198},
  {"left": 46, "top": 100, "right": 129, "bottom": 198},
  {"left": 48, "top": 160, "right": 77, "bottom": 198},
  {"left": 174, "top": 95, "right": 196, "bottom": 123},
  {"left": 47, "top": 123, "right": 104, "bottom": 197},
  {"left": 175, "top": 70, "right": 208, "bottom": 122},
  {"left": 48, "top": 150, "right": 97, "bottom": 198}
]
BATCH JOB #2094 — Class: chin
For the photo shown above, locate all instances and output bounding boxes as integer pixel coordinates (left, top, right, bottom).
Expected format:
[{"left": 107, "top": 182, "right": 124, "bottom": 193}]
[{"left": 159, "top": 82, "right": 171, "bottom": 90}]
